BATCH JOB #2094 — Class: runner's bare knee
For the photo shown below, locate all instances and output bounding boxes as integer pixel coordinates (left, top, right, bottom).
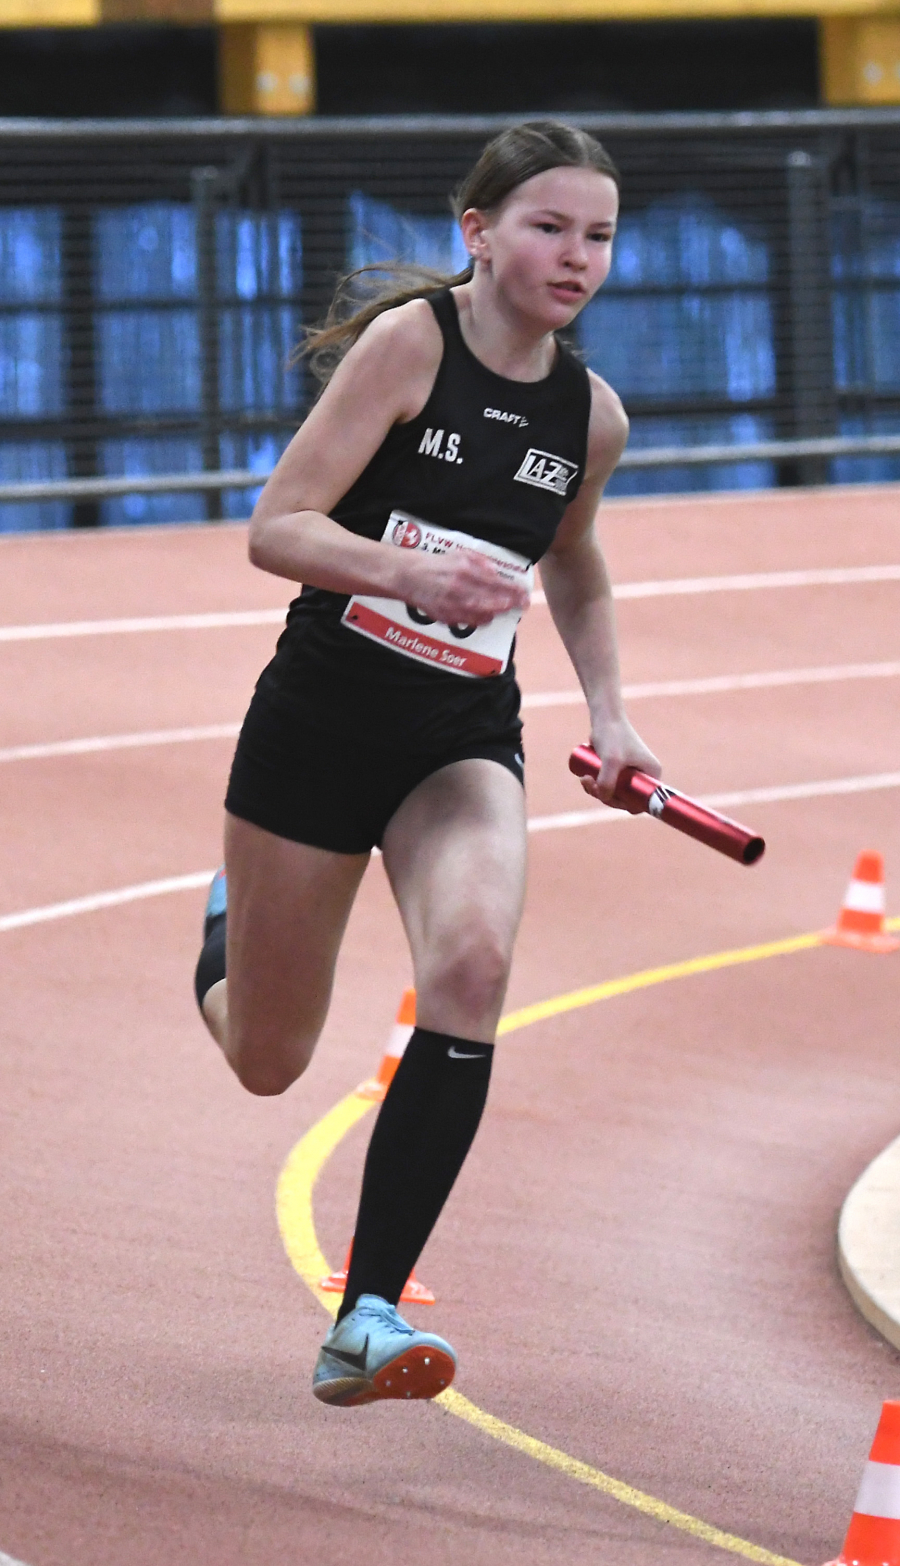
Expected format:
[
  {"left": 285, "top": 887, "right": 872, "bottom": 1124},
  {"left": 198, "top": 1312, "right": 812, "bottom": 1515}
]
[
  {"left": 228, "top": 1021, "right": 319, "bottom": 1096},
  {"left": 427, "top": 930, "right": 511, "bottom": 1025}
]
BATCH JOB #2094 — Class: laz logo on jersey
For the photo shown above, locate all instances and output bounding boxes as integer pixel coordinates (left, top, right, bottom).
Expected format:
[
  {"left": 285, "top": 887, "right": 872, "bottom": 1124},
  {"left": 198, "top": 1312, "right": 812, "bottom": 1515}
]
[
  {"left": 418, "top": 428, "right": 463, "bottom": 465},
  {"left": 514, "top": 448, "right": 578, "bottom": 496}
]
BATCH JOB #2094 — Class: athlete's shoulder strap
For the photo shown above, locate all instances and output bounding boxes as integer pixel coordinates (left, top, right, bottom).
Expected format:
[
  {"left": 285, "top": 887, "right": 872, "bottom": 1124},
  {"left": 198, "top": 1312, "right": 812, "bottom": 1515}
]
[
  {"left": 553, "top": 339, "right": 594, "bottom": 478},
  {"left": 426, "top": 287, "right": 460, "bottom": 342},
  {"left": 555, "top": 338, "right": 593, "bottom": 407},
  {"left": 554, "top": 335, "right": 590, "bottom": 383}
]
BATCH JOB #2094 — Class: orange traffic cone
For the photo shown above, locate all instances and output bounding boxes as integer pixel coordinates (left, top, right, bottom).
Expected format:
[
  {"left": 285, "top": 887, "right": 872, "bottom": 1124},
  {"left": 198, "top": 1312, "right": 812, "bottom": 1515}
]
[
  {"left": 823, "top": 852, "right": 900, "bottom": 954},
  {"left": 356, "top": 987, "right": 417, "bottom": 1101},
  {"left": 824, "top": 1400, "right": 900, "bottom": 1565},
  {"left": 320, "top": 1240, "right": 436, "bottom": 1305}
]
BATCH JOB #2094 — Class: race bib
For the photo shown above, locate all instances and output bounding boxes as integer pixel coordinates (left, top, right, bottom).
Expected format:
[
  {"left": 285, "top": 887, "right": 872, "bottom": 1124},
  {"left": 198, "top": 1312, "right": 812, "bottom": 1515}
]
[{"left": 341, "top": 510, "right": 533, "bottom": 679}]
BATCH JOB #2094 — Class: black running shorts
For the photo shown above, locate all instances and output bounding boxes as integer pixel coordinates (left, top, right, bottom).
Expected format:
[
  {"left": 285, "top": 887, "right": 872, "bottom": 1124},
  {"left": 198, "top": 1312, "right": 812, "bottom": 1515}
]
[{"left": 225, "top": 685, "right": 525, "bottom": 855}]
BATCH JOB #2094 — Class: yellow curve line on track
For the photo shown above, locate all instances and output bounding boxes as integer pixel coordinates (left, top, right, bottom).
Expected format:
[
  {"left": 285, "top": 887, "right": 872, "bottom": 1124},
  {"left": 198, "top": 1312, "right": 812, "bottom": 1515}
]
[
  {"left": 437, "top": 1389, "right": 797, "bottom": 1566},
  {"left": 277, "top": 1092, "right": 370, "bottom": 1319},
  {"left": 276, "top": 920, "right": 900, "bottom": 1566},
  {"left": 496, "top": 930, "right": 827, "bottom": 1034}
]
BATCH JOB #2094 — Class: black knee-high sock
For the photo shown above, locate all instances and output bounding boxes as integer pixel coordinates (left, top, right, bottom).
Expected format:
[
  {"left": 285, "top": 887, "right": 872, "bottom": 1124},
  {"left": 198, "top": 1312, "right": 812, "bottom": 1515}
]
[
  {"left": 194, "top": 912, "right": 227, "bottom": 1011},
  {"left": 338, "top": 1027, "right": 494, "bottom": 1321}
]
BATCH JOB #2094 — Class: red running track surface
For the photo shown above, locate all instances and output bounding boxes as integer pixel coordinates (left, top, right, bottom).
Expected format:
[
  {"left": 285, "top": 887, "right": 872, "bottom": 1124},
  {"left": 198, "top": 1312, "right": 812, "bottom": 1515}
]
[{"left": 1, "top": 485, "right": 900, "bottom": 1566}]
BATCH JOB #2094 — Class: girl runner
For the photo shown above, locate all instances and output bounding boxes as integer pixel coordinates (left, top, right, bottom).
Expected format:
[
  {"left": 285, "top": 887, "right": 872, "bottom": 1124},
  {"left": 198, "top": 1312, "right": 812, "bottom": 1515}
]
[{"left": 194, "top": 119, "right": 660, "bottom": 1407}]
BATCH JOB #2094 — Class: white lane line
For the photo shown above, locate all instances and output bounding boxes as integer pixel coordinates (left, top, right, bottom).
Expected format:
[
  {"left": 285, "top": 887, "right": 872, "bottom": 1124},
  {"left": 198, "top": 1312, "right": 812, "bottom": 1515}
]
[
  {"left": 0, "top": 723, "right": 241, "bottom": 764},
  {"left": 0, "top": 1551, "right": 32, "bottom": 1566},
  {"left": 530, "top": 564, "right": 900, "bottom": 611},
  {"left": 5, "top": 661, "right": 900, "bottom": 766},
  {"left": 2, "top": 565, "right": 898, "bottom": 644},
  {"left": 527, "top": 769, "right": 900, "bottom": 833},
  {"left": 619, "top": 661, "right": 900, "bottom": 700},
  {"left": 526, "top": 805, "right": 634, "bottom": 832},
  {"left": 4, "top": 767, "right": 900, "bottom": 931},
  {"left": 708, "top": 772, "right": 900, "bottom": 808},
  {"left": 613, "top": 564, "right": 900, "bottom": 599},
  {"left": 523, "top": 659, "right": 900, "bottom": 708},
  {"left": 0, "top": 608, "right": 287, "bottom": 643},
  {"left": 0, "top": 871, "right": 214, "bottom": 934}
]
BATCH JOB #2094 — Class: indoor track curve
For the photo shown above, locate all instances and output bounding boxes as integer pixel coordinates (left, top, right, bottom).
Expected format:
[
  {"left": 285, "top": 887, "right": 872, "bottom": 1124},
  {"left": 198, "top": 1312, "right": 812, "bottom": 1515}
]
[{"left": 2, "top": 483, "right": 900, "bottom": 1566}]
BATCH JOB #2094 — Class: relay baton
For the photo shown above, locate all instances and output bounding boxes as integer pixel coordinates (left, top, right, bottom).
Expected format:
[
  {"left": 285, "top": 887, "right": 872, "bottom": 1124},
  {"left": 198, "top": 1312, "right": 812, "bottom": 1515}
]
[{"left": 568, "top": 744, "right": 765, "bottom": 866}]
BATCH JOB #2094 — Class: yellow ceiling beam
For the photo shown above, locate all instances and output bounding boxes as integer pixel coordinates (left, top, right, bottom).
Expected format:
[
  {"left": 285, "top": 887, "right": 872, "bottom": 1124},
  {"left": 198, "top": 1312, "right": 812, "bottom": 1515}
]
[
  {"left": 822, "top": 13, "right": 900, "bottom": 98},
  {"left": 215, "top": 0, "right": 900, "bottom": 19},
  {"left": 101, "top": 0, "right": 213, "bottom": 17},
  {"left": 220, "top": 20, "right": 314, "bottom": 109},
  {"left": 0, "top": 0, "right": 98, "bottom": 21},
  {"left": 3, "top": 0, "right": 900, "bottom": 23}
]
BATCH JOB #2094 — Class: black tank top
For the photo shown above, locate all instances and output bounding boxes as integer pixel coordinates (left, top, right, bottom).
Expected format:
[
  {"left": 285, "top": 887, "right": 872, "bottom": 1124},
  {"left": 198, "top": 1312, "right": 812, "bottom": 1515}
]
[{"left": 258, "top": 288, "right": 592, "bottom": 751}]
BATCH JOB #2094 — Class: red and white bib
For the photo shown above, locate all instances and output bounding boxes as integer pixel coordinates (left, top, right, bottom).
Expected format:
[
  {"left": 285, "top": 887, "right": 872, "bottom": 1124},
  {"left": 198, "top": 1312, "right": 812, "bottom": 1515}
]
[{"left": 341, "top": 510, "right": 533, "bottom": 679}]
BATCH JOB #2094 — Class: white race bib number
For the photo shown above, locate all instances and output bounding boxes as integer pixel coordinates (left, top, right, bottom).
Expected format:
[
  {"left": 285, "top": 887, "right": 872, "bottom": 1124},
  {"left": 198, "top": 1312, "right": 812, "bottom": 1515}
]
[{"left": 341, "top": 510, "right": 533, "bottom": 679}]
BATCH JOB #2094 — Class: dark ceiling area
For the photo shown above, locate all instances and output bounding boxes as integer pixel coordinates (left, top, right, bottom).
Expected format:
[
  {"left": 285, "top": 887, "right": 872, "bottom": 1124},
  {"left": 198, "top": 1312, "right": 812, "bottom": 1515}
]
[
  {"left": 0, "top": 18, "right": 819, "bottom": 119},
  {"left": 0, "top": 27, "right": 218, "bottom": 118},
  {"left": 315, "top": 19, "right": 820, "bottom": 116}
]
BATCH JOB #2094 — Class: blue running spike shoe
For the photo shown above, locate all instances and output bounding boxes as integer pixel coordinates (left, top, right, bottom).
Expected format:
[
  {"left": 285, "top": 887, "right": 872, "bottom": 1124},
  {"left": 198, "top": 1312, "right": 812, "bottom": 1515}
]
[
  {"left": 203, "top": 865, "right": 227, "bottom": 939},
  {"left": 195, "top": 866, "right": 228, "bottom": 1014},
  {"left": 312, "top": 1294, "right": 457, "bottom": 1407}
]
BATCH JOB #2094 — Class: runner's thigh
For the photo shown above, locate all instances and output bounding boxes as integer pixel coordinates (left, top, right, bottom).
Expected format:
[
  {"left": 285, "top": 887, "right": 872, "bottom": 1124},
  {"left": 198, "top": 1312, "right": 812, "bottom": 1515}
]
[
  {"left": 224, "top": 812, "right": 369, "bottom": 1083},
  {"left": 380, "top": 758, "right": 527, "bottom": 1039}
]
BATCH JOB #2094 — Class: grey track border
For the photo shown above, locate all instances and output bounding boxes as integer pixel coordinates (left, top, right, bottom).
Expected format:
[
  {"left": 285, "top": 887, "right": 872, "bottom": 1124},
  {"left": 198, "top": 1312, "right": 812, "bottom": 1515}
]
[{"left": 839, "top": 1135, "right": 900, "bottom": 1352}]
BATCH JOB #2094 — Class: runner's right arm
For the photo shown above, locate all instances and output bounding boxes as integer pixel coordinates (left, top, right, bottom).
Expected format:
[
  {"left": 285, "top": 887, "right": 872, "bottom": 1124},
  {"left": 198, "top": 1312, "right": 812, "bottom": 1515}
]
[{"left": 248, "top": 302, "right": 528, "bottom": 628}]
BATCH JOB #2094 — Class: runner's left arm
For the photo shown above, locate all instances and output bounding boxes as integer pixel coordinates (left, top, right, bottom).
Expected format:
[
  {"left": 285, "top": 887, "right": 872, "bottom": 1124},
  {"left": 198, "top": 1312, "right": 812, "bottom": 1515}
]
[{"left": 539, "top": 371, "right": 661, "bottom": 806}]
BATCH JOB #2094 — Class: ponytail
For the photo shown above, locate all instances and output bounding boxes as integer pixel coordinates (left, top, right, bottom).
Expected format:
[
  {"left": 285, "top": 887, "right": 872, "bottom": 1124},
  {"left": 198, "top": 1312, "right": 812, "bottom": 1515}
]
[{"left": 298, "top": 260, "right": 474, "bottom": 388}]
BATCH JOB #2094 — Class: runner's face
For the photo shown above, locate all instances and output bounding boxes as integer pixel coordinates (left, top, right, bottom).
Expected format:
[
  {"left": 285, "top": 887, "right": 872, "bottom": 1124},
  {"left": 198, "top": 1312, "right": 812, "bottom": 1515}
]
[{"left": 464, "top": 166, "right": 619, "bottom": 331}]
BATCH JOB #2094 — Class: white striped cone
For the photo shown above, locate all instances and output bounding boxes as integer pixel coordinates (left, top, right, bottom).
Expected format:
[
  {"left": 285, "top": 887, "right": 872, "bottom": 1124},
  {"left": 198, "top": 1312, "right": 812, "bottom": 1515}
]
[
  {"left": 823, "top": 851, "right": 900, "bottom": 954},
  {"left": 824, "top": 1400, "right": 900, "bottom": 1565},
  {"left": 356, "top": 987, "right": 416, "bottom": 1101}
]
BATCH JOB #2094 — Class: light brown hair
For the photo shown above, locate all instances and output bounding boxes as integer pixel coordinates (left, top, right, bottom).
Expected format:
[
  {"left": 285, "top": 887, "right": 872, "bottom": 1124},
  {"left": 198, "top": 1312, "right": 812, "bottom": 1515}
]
[{"left": 299, "top": 119, "right": 619, "bottom": 386}]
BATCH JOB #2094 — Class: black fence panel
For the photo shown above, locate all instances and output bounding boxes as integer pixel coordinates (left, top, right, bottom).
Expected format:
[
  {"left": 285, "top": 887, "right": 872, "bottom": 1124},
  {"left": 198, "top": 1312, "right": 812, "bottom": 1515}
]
[{"left": 1, "top": 110, "right": 900, "bottom": 530}]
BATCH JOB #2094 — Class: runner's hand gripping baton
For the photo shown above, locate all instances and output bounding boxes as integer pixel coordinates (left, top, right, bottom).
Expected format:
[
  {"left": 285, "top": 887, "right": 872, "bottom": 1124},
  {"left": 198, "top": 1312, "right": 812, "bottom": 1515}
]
[{"left": 568, "top": 745, "right": 765, "bottom": 866}]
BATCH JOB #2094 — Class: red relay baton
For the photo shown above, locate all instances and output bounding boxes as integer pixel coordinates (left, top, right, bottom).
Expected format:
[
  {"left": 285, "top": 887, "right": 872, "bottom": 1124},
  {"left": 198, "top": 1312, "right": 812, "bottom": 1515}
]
[{"left": 569, "top": 744, "right": 765, "bottom": 867}]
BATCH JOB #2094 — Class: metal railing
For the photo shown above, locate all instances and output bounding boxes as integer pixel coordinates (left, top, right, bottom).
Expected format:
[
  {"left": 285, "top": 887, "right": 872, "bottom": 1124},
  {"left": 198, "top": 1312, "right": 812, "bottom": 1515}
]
[
  {"left": 4, "top": 430, "right": 900, "bottom": 508},
  {"left": 3, "top": 109, "right": 900, "bottom": 526}
]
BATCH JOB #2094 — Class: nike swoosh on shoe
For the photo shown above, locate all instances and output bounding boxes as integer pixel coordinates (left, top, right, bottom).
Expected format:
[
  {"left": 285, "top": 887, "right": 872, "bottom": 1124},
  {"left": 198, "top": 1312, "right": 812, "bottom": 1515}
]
[{"left": 323, "top": 1336, "right": 369, "bottom": 1372}]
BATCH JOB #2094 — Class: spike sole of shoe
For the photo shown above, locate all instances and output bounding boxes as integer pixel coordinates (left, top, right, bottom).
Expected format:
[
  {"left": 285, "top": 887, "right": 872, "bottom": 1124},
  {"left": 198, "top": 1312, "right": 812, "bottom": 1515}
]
[{"left": 314, "top": 1344, "right": 456, "bottom": 1408}]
